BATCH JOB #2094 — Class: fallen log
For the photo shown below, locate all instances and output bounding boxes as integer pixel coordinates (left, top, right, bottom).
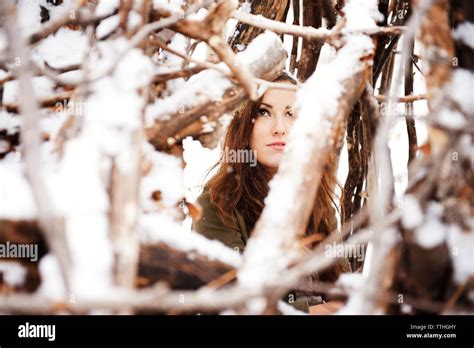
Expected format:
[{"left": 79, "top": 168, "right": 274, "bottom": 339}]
[
  {"left": 0, "top": 220, "right": 234, "bottom": 292},
  {"left": 137, "top": 242, "right": 232, "bottom": 290}
]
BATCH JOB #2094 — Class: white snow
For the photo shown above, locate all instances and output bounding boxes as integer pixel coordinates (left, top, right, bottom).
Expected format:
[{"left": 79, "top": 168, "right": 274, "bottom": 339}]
[
  {"left": 78, "top": 38, "right": 155, "bottom": 156},
  {"left": 141, "top": 143, "right": 184, "bottom": 211},
  {"left": 415, "top": 202, "right": 446, "bottom": 249},
  {"left": 96, "top": 15, "right": 120, "bottom": 39},
  {"left": 400, "top": 303, "right": 413, "bottom": 314},
  {"left": 39, "top": 110, "right": 69, "bottom": 140},
  {"left": 1, "top": 0, "right": 466, "bottom": 315},
  {"left": 337, "top": 272, "right": 364, "bottom": 290},
  {"left": 0, "top": 159, "right": 38, "bottom": 220},
  {"left": 16, "top": 0, "right": 74, "bottom": 37},
  {"left": 342, "top": 0, "right": 382, "bottom": 31},
  {"left": 66, "top": 214, "right": 114, "bottom": 298},
  {"left": 459, "top": 134, "right": 474, "bottom": 165},
  {"left": 401, "top": 195, "right": 424, "bottom": 229},
  {"left": 0, "top": 111, "right": 22, "bottom": 134},
  {"left": 44, "top": 134, "right": 110, "bottom": 216},
  {"left": 448, "top": 69, "right": 474, "bottom": 116},
  {"left": 277, "top": 300, "right": 308, "bottom": 315},
  {"left": 240, "top": 1, "right": 252, "bottom": 14},
  {"left": 182, "top": 137, "right": 221, "bottom": 202},
  {"left": 41, "top": 0, "right": 75, "bottom": 22},
  {"left": 3, "top": 77, "right": 55, "bottom": 104},
  {"left": 0, "top": 4, "right": 201, "bottom": 302},
  {"left": 235, "top": 31, "right": 285, "bottom": 70},
  {"left": 153, "top": 0, "right": 181, "bottom": 13},
  {"left": 335, "top": 273, "right": 365, "bottom": 314},
  {"left": 95, "top": 0, "right": 119, "bottom": 17},
  {"left": 145, "top": 68, "right": 230, "bottom": 125},
  {"left": 52, "top": 39, "right": 154, "bottom": 298},
  {"left": 234, "top": 43, "right": 245, "bottom": 52},
  {"left": 0, "top": 261, "right": 27, "bottom": 287},
  {"left": 140, "top": 213, "right": 242, "bottom": 267},
  {"left": 17, "top": 0, "right": 43, "bottom": 37},
  {"left": 188, "top": 8, "right": 209, "bottom": 21},
  {"left": 127, "top": 11, "right": 142, "bottom": 31},
  {"left": 436, "top": 108, "right": 466, "bottom": 129},
  {"left": 33, "top": 28, "right": 88, "bottom": 69},
  {"left": 433, "top": 68, "right": 474, "bottom": 130},
  {"left": 447, "top": 223, "right": 474, "bottom": 284},
  {"left": 35, "top": 254, "right": 66, "bottom": 300},
  {"left": 40, "top": 132, "right": 113, "bottom": 299},
  {"left": 245, "top": 297, "right": 267, "bottom": 314},
  {"left": 453, "top": 22, "right": 474, "bottom": 50},
  {"left": 336, "top": 292, "right": 367, "bottom": 315},
  {"left": 21, "top": 37, "right": 156, "bottom": 299},
  {"left": 160, "top": 33, "right": 189, "bottom": 93},
  {"left": 146, "top": 30, "right": 283, "bottom": 126}
]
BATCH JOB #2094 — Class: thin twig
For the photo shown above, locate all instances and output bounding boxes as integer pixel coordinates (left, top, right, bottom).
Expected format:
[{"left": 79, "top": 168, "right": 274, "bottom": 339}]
[
  {"left": 375, "top": 93, "right": 429, "bottom": 103},
  {"left": 150, "top": 35, "right": 294, "bottom": 94},
  {"left": 441, "top": 279, "right": 469, "bottom": 314},
  {"left": 2, "top": 91, "right": 73, "bottom": 113},
  {"left": 231, "top": 9, "right": 405, "bottom": 46},
  {"left": 28, "top": 3, "right": 118, "bottom": 45}
]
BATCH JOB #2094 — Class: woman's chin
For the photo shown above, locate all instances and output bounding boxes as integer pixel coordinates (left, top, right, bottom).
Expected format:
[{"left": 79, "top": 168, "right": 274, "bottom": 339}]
[{"left": 258, "top": 156, "right": 283, "bottom": 169}]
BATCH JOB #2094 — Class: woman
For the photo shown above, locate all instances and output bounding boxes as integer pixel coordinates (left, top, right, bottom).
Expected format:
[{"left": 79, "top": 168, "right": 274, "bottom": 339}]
[{"left": 192, "top": 72, "right": 350, "bottom": 313}]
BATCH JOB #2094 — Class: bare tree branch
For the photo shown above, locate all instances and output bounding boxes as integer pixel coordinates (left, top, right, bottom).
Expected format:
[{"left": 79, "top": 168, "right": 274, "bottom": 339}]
[{"left": 0, "top": 0, "right": 72, "bottom": 292}]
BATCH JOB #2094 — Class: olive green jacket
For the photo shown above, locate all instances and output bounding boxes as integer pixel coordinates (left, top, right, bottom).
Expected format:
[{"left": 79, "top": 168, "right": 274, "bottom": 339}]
[
  {"left": 193, "top": 191, "right": 249, "bottom": 253},
  {"left": 192, "top": 190, "right": 351, "bottom": 313}
]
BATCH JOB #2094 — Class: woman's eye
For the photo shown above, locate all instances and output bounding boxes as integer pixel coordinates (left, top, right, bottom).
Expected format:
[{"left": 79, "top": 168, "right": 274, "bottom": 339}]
[
  {"left": 258, "top": 108, "right": 270, "bottom": 117},
  {"left": 286, "top": 109, "right": 295, "bottom": 117}
]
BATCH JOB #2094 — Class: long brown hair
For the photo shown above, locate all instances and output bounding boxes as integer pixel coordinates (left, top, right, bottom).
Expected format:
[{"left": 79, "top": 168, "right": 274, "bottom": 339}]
[{"left": 205, "top": 72, "right": 342, "bottom": 246}]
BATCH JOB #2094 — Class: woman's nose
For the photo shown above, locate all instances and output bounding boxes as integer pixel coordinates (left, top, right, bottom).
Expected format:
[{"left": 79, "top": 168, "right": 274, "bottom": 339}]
[{"left": 272, "top": 115, "right": 286, "bottom": 136}]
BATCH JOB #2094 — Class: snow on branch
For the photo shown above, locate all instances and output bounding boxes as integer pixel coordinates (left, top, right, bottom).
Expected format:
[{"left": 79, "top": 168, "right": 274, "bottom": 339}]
[
  {"left": 231, "top": 7, "right": 404, "bottom": 47},
  {"left": 238, "top": 0, "right": 378, "bottom": 292},
  {"left": 145, "top": 31, "right": 287, "bottom": 151},
  {"left": 0, "top": 0, "right": 72, "bottom": 293},
  {"left": 1, "top": 0, "right": 473, "bottom": 317}
]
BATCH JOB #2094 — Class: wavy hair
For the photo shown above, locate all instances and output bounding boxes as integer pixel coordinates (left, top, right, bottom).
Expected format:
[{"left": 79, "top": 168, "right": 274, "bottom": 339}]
[
  {"left": 204, "top": 72, "right": 348, "bottom": 280},
  {"left": 205, "top": 72, "right": 343, "bottom": 246}
]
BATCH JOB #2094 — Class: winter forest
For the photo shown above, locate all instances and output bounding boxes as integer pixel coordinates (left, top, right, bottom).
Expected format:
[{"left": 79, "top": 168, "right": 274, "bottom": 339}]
[{"left": 0, "top": 0, "right": 473, "bottom": 316}]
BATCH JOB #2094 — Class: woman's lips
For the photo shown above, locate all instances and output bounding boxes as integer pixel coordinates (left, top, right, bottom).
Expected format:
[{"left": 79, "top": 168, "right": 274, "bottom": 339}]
[{"left": 267, "top": 142, "right": 286, "bottom": 151}]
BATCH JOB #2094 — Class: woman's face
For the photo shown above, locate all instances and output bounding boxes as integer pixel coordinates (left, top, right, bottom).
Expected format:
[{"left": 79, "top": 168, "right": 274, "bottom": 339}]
[{"left": 250, "top": 86, "right": 297, "bottom": 169}]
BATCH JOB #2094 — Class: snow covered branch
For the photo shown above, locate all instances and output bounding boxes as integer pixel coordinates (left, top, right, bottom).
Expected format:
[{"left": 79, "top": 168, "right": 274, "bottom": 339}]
[
  {"left": 238, "top": 0, "right": 378, "bottom": 292},
  {"left": 1, "top": 0, "right": 472, "bottom": 317},
  {"left": 0, "top": 0, "right": 72, "bottom": 292},
  {"left": 231, "top": 8, "right": 405, "bottom": 47},
  {"left": 145, "top": 31, "right": 287, "bottom": 151}
]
